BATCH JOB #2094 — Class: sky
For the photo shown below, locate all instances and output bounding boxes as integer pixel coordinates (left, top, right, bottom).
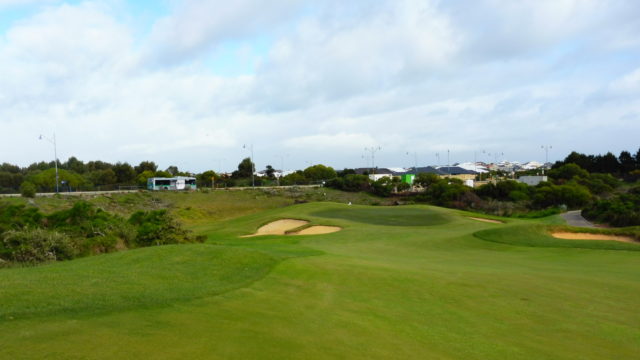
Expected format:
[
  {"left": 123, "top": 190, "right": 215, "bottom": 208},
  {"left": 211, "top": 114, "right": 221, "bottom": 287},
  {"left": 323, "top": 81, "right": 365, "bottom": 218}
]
[{"left": 0, "top": 0, "right": 639, "bottom": 173}]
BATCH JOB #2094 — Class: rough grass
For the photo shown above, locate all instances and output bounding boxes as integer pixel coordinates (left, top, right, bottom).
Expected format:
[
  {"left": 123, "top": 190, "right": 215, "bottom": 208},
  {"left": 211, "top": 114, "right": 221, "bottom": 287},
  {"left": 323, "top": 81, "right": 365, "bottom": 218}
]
[{"left": 1, "top": 200, "right": 639, "bottom": 359}]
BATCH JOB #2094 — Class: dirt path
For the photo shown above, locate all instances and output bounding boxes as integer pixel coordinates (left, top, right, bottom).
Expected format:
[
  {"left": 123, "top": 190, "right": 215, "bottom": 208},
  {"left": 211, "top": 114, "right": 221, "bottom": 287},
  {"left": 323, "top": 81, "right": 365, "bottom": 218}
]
[{"left": 561, "top": 210, "right": 594, "bottom": 228}]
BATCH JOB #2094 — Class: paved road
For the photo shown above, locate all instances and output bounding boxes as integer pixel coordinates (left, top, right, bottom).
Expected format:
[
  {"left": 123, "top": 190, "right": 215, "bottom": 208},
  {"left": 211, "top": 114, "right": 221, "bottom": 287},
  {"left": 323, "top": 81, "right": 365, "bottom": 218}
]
[{"left": 561, "top": 210, "right": 595, "bottom": 228}]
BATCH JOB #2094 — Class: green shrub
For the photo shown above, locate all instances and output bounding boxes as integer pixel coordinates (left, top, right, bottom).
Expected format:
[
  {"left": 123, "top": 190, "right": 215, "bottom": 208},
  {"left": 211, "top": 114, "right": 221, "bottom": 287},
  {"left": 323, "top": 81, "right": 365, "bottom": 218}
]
[
  {"left": 1, "top": 228, "right": 75, "bottom": 263},
  {"left": 20, "top": 181, "right": 36, "bottom": 198}
]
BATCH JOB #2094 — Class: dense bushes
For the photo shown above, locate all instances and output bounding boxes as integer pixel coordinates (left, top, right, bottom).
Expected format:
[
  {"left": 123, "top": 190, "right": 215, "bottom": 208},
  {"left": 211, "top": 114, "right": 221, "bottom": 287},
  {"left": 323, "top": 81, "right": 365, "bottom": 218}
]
[
  {"left": 583, "top": 186, "right": 640, "bottom": 226},
  {"left": 0, "top": 201, "right": 200, "bottom": 265}
]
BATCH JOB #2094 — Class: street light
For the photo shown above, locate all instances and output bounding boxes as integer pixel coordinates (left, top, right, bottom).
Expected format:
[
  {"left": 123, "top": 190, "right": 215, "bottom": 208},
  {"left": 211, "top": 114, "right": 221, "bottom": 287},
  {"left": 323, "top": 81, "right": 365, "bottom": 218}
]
[
  {"left": 243, "top": 144, "right": 255, "bottom": 187},
  {"left": 364, "top": 146, "right": 381, "bottom": 175},
  {"left": 39, "top": 133, "right": 59, "bottom": 193},
  {"left": 406, "top": 151, "right": 417, "bottom": 174},
  {"left": 541, "top": 145, "right": 552, "bottom": 175}
]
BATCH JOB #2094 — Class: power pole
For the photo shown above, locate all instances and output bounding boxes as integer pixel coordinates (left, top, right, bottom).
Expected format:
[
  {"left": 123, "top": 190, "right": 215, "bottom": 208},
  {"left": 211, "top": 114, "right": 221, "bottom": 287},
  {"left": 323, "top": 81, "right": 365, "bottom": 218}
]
[
  {"left": 39, "top": 133, "right": 59, "bottom": 193},
  {"left": 365, "top": 146, "right": 382, "bottom": 175},
  {"left": 541, "top": 145, "right": 552, "bottom": 175}
]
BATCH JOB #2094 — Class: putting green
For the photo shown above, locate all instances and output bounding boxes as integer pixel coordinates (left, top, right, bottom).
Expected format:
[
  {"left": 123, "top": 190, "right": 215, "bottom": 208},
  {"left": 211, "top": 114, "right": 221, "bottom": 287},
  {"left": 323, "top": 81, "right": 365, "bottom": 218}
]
[{"left": 311, "top": 205, "right": 451, "bottom": 226}]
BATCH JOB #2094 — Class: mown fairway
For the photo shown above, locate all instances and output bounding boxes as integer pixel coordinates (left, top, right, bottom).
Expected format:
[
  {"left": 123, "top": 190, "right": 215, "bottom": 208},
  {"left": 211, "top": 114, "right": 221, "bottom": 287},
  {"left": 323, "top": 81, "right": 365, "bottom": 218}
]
[{"left": 1, "top": 201, "right": 639, "bottom": 359}]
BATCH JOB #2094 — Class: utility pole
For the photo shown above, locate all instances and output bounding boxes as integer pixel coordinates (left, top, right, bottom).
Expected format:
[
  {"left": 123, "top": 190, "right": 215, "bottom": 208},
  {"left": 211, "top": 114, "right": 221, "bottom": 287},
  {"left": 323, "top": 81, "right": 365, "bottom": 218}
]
[
  {"left": 406, "top": 151, "right": 417, "bottom": 173},
  {"left": 243, "top": 144, "right": 255, "bottom": 187},
  {"left": 541, "top": 145, "right": 552, "bottom": 175},
  {"left": 364, "top": 146, "right": 381, "bottom": 175},
  {"left": 39, "top": 133, "right": 59, "bottom": 193}
]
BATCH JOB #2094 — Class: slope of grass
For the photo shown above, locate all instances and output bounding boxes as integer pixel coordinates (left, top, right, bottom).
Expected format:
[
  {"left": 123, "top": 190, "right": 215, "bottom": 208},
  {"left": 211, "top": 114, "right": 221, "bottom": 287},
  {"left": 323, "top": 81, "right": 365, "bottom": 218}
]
[
  {"left": 1, "top": 201, "right": 639, "bottom": 359},
  {"left": 475, "top": 224, "right": 640, "bottom": 251},
  {"left": 0, "top": 244, "right": 277, "bottom": 320}
]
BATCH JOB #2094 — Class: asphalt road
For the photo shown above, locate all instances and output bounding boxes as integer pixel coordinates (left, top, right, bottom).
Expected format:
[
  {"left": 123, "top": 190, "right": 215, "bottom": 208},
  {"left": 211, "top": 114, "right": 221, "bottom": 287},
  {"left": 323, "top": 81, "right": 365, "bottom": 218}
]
[{"left": 561, "top": 210, "right": 595, "bottom": 228}]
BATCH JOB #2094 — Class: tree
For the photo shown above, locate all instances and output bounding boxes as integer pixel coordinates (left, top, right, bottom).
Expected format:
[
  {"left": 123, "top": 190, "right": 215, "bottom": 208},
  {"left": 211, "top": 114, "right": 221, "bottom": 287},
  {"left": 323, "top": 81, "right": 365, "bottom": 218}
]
[
  {"left": 135, "top": 161, "right": 158, "bottom": 174},
  {"left": 166, "top": 166, "right": 179, "bottom": 176},
  {"left": 303, "top": 164, "right": 337, "bottom": 181},
  {"left": 548, "top": 163, "right": 588, "bottom": 182},
  {"left": 414, "top": 173, "right": 440, "bottom": 188},
  {"left": 619, "top": 151, "right": 636, "bottom": 173},
  {"left": 112, "top": 162, "right": 136, "bottom": 184},
  {"left": 265, "top": 165, "right": 276, "bottom": 179},
  {"left": 85, "top": 169, "right": 117, "bottom": 186},
  {"left": 196, "top": 170, "right": 218, "bottom": 188},
  {"left": 63, "top": 157, "right": 86, "bottom": 174},
  {"left": 232, "top": 158, "right": 254, "bottom": 179},
  {"left": 594, "top": 152, "right": 620, "bottom": 174}
]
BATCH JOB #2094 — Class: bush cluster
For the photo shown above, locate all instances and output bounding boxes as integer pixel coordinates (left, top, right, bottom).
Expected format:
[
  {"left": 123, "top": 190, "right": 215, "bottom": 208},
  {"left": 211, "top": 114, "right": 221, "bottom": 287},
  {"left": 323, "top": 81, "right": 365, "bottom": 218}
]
[{"left": 0, "top": 201, "right": 201, "bottom": 265}]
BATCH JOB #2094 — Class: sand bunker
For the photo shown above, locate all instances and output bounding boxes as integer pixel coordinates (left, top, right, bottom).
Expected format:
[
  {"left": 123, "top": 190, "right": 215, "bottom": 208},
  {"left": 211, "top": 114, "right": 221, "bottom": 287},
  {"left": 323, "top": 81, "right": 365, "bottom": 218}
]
[
  {"left": 551, "top": 232, "right": 637, "bottom": 243},
  {"left": 243, "top": 219, "right": 342, "bottom": 237},
  {"left": 243, "top": 219, "right": 309, "bottom": 237},
  {"left": 292, "top": 226, "right": 342, "bottom": 235},
  {"left": 468, "top": 217, "right": 503, "bottom": 224}
]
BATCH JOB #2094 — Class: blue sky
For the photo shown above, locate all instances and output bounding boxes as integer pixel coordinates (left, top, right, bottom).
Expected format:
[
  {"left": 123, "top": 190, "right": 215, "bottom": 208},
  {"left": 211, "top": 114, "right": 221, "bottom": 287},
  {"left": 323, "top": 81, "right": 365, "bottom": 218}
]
[{"left": 0, "top": 0, "right": 639, "bottom": 172}]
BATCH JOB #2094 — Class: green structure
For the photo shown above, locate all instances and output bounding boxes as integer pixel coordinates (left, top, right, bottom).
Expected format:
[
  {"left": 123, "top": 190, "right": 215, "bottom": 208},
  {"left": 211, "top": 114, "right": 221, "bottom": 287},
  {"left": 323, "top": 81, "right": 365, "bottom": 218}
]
[{"left": 401, "top": 173, "right": 415, "bottom": 185}]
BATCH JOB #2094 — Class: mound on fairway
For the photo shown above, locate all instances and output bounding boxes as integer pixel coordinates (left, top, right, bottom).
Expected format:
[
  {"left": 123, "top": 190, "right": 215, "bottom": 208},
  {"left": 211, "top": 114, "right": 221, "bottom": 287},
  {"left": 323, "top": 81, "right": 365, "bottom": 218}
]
[
  {"left": 0, "top": 244, "right": 277, "bottom": 320},
  {"left": 312, "top": 206, "right": 450, "bottom": 226},
  {"left": 551, "top": 232, "right": 637, "bottom": 243},
  {"left": 243, "top": 219, "right": 309, "bottom": 237},
  {"left": 291, "top": 225, "right": 341, "bottom": 235}
]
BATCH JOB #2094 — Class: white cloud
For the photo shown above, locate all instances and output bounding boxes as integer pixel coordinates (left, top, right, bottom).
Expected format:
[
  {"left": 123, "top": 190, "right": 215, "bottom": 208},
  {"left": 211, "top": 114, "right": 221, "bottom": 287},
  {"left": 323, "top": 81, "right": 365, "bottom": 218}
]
[{"left": 0, "top": 0, "right": 639, "bottom": 172}]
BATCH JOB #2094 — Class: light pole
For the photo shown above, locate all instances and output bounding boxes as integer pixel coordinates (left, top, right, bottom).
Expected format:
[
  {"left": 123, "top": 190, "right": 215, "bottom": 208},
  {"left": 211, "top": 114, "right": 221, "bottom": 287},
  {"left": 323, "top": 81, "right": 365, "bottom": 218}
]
[
  {"left": 435, "top": 152, "right": 440, "bottom": 168},
  {"left": 276, "top": 154, "right": 288, "bottom": 186},
  {"left": 39, "top": 133, "right": 59, "bottom": 193},
  {"left": 364, "top": 146, "right": 381, "bottom": 175},
  {"left": 406, "top": 151, "right": 417, "bottom": 173},
  {"left": 447, "top": 149, "right": 450, "bottom": 177},
  {"left": 243, "top": 144, "right": 255, "bottom": 187},
  {"left": 541, "top": 145, "right": 552, "bottom": 175}
]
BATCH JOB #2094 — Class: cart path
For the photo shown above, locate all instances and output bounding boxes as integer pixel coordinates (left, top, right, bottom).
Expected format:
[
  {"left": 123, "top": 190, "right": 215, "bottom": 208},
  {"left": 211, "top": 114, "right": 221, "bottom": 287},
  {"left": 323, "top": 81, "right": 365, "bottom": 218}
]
[{"left": 561, "top": 210, "right": 595, "bottom": 228}]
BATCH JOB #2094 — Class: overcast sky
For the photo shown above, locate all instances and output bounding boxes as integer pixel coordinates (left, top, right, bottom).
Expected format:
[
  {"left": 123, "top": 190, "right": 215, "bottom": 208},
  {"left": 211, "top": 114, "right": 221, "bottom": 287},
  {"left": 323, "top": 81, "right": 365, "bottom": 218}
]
[{"left": 0, "top": 0, "right": 639, "bottom": 172}]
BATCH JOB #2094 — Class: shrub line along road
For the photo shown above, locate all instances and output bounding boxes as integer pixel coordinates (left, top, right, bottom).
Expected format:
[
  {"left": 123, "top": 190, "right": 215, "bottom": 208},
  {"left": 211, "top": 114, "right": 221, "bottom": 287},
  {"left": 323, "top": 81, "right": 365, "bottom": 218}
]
[{"left": 0, "top": 185, "right": 322, "bottom": 198}]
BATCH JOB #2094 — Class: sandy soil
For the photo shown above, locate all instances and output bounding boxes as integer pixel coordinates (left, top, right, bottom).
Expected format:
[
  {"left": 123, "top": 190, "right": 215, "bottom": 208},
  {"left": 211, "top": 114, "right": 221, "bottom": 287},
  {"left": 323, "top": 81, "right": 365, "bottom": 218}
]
[
  {"left": 243, "top": 219, "right": 309, "bottom": 237},
  {"left": 292, "top": 226, "right": 342, "bottom": 235},
  {"left": 468, "top": 217, "right": 504, "bottom": 224},
  {"left": 551, "top": 232, "right": 637, "bottom": 243}
]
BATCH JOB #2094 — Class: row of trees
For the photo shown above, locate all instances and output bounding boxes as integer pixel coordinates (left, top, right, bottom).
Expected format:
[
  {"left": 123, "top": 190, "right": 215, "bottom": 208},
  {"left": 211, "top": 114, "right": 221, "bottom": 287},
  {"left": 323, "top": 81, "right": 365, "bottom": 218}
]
[
  {"left": 552, "top": 149, "right": 640, "bottom": 179},
  {"left": 0, "top": 158, "right": 192, "bottom": 193}
]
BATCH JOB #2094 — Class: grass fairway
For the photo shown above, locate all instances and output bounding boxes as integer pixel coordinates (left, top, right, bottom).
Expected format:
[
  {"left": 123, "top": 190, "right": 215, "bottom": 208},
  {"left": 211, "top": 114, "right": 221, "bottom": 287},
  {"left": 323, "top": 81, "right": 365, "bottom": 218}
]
[{"left": 1, "top": 202, "right": 639, "bottom": 359}]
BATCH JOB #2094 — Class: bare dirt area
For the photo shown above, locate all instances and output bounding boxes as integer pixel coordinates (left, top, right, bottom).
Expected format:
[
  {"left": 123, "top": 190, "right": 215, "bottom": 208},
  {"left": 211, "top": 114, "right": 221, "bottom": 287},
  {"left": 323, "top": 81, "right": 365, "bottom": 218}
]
[
  {"left": 243, "top": 219, "right": 309, "bottom": 237},
  {"left": 292, "top": 226, "right": 342, "bottom": 235},
  {"left": 468, "top": 217, "right": 504, "bottom": 224},
  {"left": 551, "top": 232, "right": 637, "bottom": 243}
]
